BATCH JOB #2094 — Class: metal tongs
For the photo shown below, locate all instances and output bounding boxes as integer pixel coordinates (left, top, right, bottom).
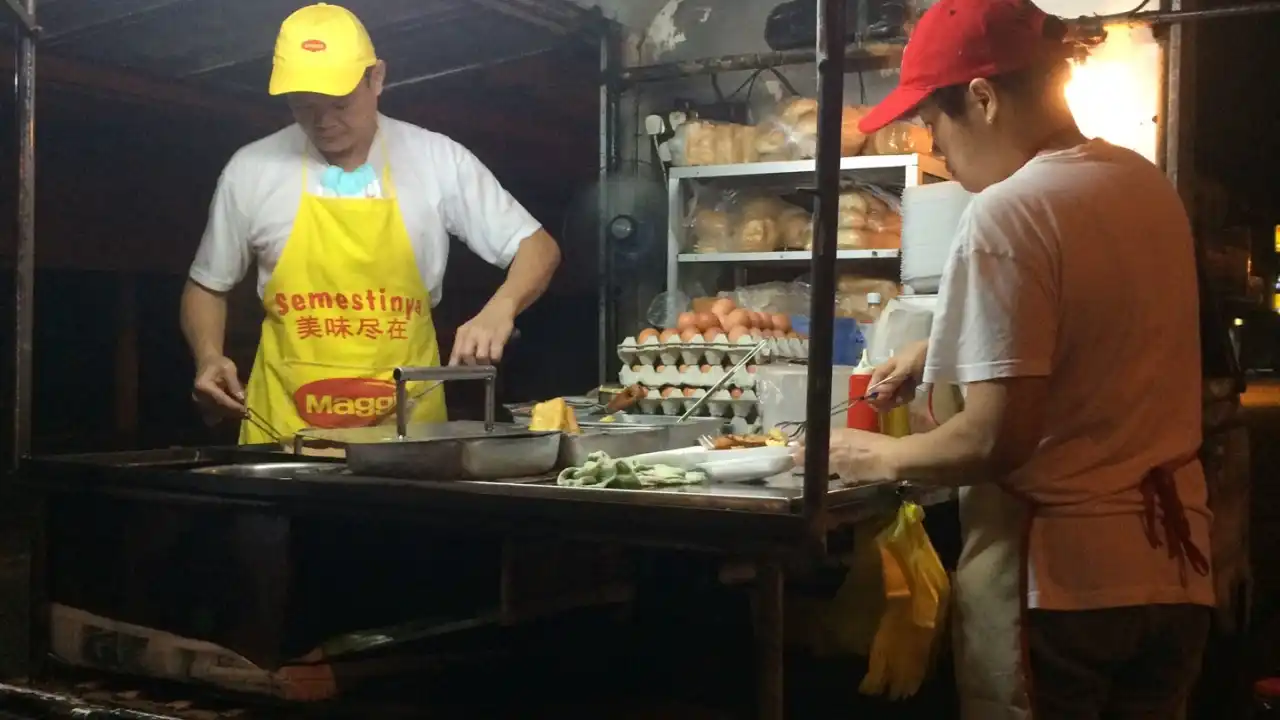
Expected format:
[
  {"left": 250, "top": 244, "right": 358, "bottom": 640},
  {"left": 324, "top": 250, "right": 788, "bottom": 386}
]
[
  {"left": 773, "top": 374, "right": 909, "bottom": 440},
  {"left": 677, "top": 340, "right": 768, "bottom": 422},
  {"left": 243, "top": 405, "right": 289, "bottom": 446}
]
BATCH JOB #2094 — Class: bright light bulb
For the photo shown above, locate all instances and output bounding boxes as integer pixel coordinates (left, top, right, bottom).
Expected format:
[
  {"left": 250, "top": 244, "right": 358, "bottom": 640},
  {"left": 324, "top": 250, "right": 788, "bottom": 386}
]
[{"left": 1064, "top": 25, "right": 1161, "bottom": 162}]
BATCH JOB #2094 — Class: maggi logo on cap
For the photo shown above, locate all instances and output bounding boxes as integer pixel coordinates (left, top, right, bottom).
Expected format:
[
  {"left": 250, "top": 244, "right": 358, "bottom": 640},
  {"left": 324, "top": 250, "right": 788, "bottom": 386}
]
[{"left": 301, "top": 39, "right": 327, "bottom": 52}]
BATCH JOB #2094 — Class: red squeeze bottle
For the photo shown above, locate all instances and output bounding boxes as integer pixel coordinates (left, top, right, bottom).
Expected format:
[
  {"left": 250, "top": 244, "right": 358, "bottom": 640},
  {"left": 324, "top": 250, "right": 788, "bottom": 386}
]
[{"left": 847, "top": 351, "right": 880, "bottom": 432}]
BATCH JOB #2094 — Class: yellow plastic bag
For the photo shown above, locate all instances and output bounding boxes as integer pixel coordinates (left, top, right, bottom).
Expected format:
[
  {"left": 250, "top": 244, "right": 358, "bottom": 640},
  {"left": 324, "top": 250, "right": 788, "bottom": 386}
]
[
  {"left": 785, "top": 517, "right": 888, "bottom": 657},
  {"left": 859, "top": 501, "right": 951, "bottom": 700}
]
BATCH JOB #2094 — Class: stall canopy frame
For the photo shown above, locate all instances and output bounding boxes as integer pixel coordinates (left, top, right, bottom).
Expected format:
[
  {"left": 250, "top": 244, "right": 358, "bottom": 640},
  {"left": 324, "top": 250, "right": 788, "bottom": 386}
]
[
  {"left": 604, "top": 0, "right": 1280, "bottom": 553},
  {"left": 8, "top": 0, "right": 36, "bottom": 474}
]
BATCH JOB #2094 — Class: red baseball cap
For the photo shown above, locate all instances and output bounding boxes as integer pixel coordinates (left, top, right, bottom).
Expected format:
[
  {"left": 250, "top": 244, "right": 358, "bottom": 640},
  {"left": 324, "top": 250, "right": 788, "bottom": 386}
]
[{"left": 858, "top": 0, "right": 1052, "bottom": 134}]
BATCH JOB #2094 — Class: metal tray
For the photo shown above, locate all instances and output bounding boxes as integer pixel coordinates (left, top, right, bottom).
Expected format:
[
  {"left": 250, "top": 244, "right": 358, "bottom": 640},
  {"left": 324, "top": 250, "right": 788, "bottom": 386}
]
[
  {"left": 295, "top": 420, "right": 538, "bottom": 445},
  {"left": 557, "top": 427, "right": 667, "bottom": 468},
  {"left": 344, "top": 428, "right": 563, "bottom": 481},
  {"left": 189, "top": 462, "right": 350, "bottom": 479},
  {"left": 575, "top": 415, "right": 726, "bottom": 451}
]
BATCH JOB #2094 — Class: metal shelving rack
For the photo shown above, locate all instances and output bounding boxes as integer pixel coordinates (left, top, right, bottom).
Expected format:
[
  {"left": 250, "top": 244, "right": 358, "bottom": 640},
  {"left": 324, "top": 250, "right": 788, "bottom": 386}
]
[{"left": 665, "top": 151, "right": 950, "bottom": 294}]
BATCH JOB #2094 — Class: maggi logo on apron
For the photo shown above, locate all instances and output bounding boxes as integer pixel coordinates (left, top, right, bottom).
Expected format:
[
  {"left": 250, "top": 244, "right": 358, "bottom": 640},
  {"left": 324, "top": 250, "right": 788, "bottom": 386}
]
[
  {"left": 238, "top": 155, "right": 447, "bottom": 444},
  {"left": 294, "top": 377, "right": 397, "bottom": 428}
]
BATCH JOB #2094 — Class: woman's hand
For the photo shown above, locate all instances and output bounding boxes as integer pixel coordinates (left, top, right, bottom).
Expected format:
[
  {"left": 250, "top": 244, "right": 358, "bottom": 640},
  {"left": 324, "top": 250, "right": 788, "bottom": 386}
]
[
  {"left": 867, "top": 339, "right": 928, "bottom": 411},
  {"left": 793, "top": 428, "right": 900, "bottom": 484}
]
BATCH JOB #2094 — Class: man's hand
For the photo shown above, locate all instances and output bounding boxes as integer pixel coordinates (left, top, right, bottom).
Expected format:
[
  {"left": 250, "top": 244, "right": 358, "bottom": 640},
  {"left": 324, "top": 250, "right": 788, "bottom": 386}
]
[
  {"left": 192, "top": 355, "right": 246, "bottom": 423},
  {"left": 793, "top": 428, "right": 900, "bottom": 484},
  {"left": 450, "top": 300, "right": 516, "bottom": 366},
  {"left": 868, "top": 339, "right": 928, "bottom": 411}
]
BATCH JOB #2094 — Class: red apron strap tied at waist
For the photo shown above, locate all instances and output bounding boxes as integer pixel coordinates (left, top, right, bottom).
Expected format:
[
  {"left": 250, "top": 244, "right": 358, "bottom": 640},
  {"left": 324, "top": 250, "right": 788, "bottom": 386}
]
[{"left": 1139, "top": 454, "right": 1210, "bottom": 582}]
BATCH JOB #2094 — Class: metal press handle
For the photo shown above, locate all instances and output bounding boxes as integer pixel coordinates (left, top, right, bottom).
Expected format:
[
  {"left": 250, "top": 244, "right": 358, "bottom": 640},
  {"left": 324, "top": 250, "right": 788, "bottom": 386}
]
[{"left": 392, "top": 365, "right": 498, "bottom": 438}]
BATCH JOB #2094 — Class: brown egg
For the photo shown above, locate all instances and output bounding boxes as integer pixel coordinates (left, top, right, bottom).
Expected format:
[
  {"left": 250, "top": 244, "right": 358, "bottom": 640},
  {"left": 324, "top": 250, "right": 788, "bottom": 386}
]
[
  {"left": 637, "top": 328, "right": 658, "bottom": 343},
  {"left": 723, "top": 309, "right": 751, "bottom": 329},
  {"left": 749, "top": 329, "right": 763, "bottom": 341},
  {"left": 756, "top": 312, "right": 774, "bottom": 330},
  {"left": 772, "top": 313, "right": 791, "bottom": 332},
  {"left": 747, "top": 365, "right": 758, "bottom": 374},
  {"left": 704, "top": 328, "right": 726, "bottom": 342},
  {"left": 786, "top": 331, "right": 800, "bottom": 339},
  {"left": 661, "top": 386, "right": 679, "bottom": 399},
  {"left": 699, "top": 364, "right": 713, "bottom": 373},
  {"left": 695, "top": 312, "right": 720, "bottom": 333},
  {"left": 654, "top": 365, "right": 666, "bottom": 373},
  {"left": 683, "top": 387, "right": 697, "bottom": 397},
  {"left": 727, "top": 326, "right": 750, "bottom": 343},
  {"left": 659, "top": 329, "right": 680, "bottom": 343},
  {"left": 711, "top": 297, "right": 737, "bottom": 317},
  {"left": 632, "top": 364, "right": 644, "bottom": 372},
  {"left": 679, "top": 327, "right": 699, "bottom": 343},
  {"left": 729, "top": 388, "right": 745, "bottom": 399},
  {"left": 676, "top": 312, "right": 698, "bottom": 331},
  {"left": 678, "top": 364, "right": 690, "bottom": 373}
]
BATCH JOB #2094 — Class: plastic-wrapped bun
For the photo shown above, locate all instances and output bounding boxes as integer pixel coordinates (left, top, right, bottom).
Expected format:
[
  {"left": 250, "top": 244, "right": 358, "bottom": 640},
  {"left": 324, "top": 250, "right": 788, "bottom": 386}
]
[
  {"left": 778, "top": 207, "right": 813, "bottom": 250},
  {"left": 754, "top": 97, "right": 818, "bottom": 162},
  {"left": 669, "top": 120, "right": 717, "bottom": 166},
  {"left": 840, "top": 106, "right": 870, "bottom": 156},
  {"left": 692, "top": 209, "right": 732, "bottom": 252},
  {"left": 790, "top": 114, "right": 819, "bottom": 159},
  {"left": 778, "top": 97, "right": 819, "bottom": 124},
  {"left": 736, "top": 217, "right": 781, "bottom": 253},
  {"left": 669, "top": 120, "right": 758, "bottom": 166},
  {"left": 838, "top": 191, "right": 871, "bottom": 230},
  {"left": 734, "top": 195, "right": 789, "bottom": 253},
  {"left": 865, "top": 122, "right": 934, "bottom": 156},
  {"left": 836, "top": 228, "right": 869, "bottom": 249},
  {"left": 739, "top": 196, "right": 789, "bottom": 220}
]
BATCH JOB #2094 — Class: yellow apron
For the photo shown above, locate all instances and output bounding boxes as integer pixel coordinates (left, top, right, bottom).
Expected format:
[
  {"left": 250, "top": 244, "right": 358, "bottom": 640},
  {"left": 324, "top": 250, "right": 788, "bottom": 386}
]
[{"left": 239, "top": 157, "right": 447, "bottom": 444}]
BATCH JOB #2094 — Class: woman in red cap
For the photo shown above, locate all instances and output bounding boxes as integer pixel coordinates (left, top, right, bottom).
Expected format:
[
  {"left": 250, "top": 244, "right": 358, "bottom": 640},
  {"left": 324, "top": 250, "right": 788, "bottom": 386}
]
[{"left": 816, "top": 0, "right": 1213, "bottom": 717}]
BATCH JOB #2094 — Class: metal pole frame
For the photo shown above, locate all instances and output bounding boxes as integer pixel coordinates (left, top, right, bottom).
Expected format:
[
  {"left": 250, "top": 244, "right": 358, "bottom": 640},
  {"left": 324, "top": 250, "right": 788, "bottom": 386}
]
[
  {"left": 616, "top": 1, "right": 1280, "bottom": 86},
  {"left": 9, "top": 0, "right": 37, "bottom": 474},
  {"left": 800, "top": 0, "right": 848, "bottom": 553},
  {"left": 597, "top": 18, "right": 621, "bottom": 387}
]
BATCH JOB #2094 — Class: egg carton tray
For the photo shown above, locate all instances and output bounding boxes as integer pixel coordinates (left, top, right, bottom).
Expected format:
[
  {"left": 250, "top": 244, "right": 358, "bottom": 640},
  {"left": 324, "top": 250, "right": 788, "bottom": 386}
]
[
  {"left": 620, "top": 364, "right": 761, "bottom": 390},
  {"left": 629, "top": 387, "right": 760, "bottom": 419},
  {"left": 620, "top": 406, "right": 761, "bottom": 435},
  {"left": 617, "top": 334, "right": 809, "bottom": 367}
]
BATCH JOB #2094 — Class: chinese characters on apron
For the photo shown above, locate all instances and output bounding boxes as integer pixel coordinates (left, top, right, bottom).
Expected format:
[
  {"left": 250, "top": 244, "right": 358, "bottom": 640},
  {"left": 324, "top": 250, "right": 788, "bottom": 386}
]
[{"left": 239, "top": 158, "right": 448, "bottom": 444}]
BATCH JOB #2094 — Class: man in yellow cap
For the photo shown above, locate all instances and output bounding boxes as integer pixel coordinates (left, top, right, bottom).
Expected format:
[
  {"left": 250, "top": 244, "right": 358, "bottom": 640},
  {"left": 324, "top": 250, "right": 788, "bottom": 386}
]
[{"left": 181, "top": 3, "right": 562, "bottom": 443}]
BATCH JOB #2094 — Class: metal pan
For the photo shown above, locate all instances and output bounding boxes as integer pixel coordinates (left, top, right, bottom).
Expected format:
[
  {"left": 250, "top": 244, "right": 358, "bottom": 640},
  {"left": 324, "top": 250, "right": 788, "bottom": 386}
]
[
  {"left": 345, "top": 426, "right": 562, "bottom": 481},
  {"left": 556, "top": 427, "right": 667, "bottom": 468},
  {"left": 294, "top": 366, "right": 563, "bottom": 481},
  {"left": 575, "top": 415, "right": 727, "bottom": 451}
]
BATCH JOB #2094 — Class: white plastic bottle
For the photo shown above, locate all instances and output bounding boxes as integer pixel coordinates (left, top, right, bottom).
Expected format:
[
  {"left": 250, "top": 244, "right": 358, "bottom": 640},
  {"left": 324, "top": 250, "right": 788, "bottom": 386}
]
[{"left": 859, "top": 292, "right": 883, "bottom": 351}]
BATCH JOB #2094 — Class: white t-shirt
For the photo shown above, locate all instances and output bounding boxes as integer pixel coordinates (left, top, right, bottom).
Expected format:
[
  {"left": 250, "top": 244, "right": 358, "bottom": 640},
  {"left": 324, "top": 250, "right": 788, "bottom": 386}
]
[
  {"left": 924, "top": 139, "right": 1214, "bottom": 611},
  {"left": 189, "top": 114, "right": 543, "bottom": 306}
]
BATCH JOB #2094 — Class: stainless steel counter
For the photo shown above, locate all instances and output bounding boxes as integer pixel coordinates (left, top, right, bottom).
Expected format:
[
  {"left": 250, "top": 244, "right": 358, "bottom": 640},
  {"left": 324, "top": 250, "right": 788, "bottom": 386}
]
[{"left": 181, "top": 458, "right": 904, "bottom": 514}]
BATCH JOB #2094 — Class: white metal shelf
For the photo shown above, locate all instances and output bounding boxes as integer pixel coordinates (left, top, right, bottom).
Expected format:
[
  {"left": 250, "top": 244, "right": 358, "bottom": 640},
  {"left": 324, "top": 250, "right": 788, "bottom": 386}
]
[
  {"left": 667, "top": 153, "right": 949, "bottom": 181},
  {"left": 665, "top": 152, "right": 949, "bottom": 294},
  {"left": 677, "top": 249, "right": 900, "bottom": 263}
]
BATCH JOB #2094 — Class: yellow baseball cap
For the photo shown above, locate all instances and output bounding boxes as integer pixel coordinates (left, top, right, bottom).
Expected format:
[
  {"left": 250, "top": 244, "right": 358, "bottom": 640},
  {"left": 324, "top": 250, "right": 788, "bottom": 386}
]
[{"left": 269, "top": 3, "right": 376, "bottom": 97}]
